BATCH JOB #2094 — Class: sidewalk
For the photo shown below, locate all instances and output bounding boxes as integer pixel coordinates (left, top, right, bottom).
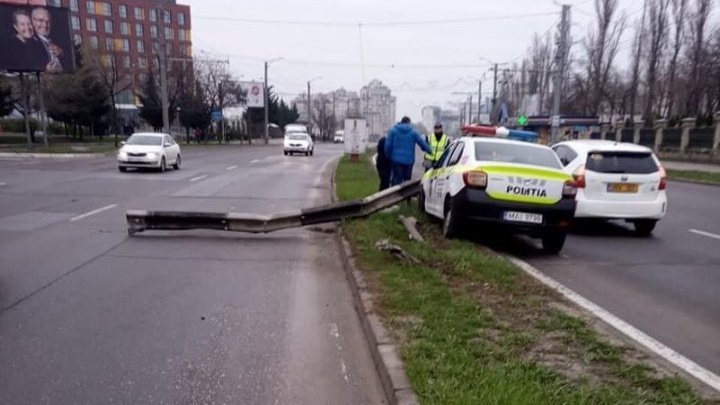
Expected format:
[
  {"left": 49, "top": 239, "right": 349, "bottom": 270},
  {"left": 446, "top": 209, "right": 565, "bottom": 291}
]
[{"left": 663, "top": 161, "right": 720, "bottom": 173}]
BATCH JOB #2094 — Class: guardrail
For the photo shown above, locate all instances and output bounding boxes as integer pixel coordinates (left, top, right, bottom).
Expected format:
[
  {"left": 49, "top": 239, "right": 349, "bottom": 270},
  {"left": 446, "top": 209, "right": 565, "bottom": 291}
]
[{"left": 126, "top": 180, "right": 421, "bottom": 235}]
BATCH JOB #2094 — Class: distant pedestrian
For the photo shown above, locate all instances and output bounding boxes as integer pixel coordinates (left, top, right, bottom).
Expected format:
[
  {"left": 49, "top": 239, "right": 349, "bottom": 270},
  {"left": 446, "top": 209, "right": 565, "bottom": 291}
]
[
  {"left": 384, "top": 116, "right": 432, "bottom": 186},
  {"left": 423, "top": 123, "right": 449, "bottom": 170},
  {"left": 376, "top": 135, "right": 391, "bottom": 191}
]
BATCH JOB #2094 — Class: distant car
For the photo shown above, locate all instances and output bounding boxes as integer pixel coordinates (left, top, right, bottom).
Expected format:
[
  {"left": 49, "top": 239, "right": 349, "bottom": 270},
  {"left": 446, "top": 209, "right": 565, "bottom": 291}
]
[
  {"left": 421, "top": 136, "right": 576, "bottom": 253},
  {"left": 552, "top": 140, "right": 667, "bottom": 236},
  {"left": 284, "top": 132, "right": 314, "bottom": 156},
  {"left": 285, "top": 124, "right": 308, "bottom": 134},
  {"left": 118, "top": 133, "right": 181, "bottom": 172},
  {"left": 333, "top": 130, "right": 344, "bottom": 143}
]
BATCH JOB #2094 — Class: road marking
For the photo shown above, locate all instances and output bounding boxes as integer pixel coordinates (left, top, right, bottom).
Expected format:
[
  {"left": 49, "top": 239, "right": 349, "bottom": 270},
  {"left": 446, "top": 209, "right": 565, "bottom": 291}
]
[
  {"left": 689, "top": 229, "right": 720, "bottom": 241},
  {"left": 189, "top": 175, "right": 208, "bottom": 182},
  {"left": 329, "top": 323, "right": 350, "bottom": 382},
  {"left": 507, "top": 255, "right": 720, "bottom": 393},
  {"left": 69, "top": 204, "right": 118, "bottom": 222},
  {"left": 250, "top": 159, "right": 261, "bottom": 164},
  {"left": 0, "top": 182, "right": 7, "bottom": 187},
  {"left": 226, "top": 165, "right": 238, "bottom": 171}
]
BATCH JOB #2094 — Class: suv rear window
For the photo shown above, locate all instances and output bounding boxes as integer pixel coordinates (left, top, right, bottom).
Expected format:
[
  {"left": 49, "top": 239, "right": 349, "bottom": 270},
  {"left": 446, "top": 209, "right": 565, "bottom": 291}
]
[
  {"left": 474, "top": 142, "right": 561, "bottom": 169},
  {"left": 585, "top": 152, "right": 658, "bottom": 174}
]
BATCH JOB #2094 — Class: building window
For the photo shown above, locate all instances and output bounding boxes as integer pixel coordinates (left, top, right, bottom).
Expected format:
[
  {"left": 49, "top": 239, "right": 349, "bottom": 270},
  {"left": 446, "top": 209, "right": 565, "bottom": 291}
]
[
  {"left": 120, "top": 22, "right": 129, "bottom": 35},
  {"left": 70, "top": 0, "right": 79, "bottom": 12},
  {"left": 71, "top": 16, "right": 80, "bottom": 30},
  {"left": 99, "top": 2, "right": 111, "bottom": 16},
  {"left": 138, "top": 57, "right": 147, "bottom": 69},
  {"left": 164, "top": 27, "right": 173, "bottom": 40},
  {"left": 121, "top": 39, "right": 130, "bottom": 52},
  {"left": 134, "top": 7, "right": 144, "bottom": 20},
  {"left": 178, "top": 29, "right": 186, "bottom": 42},
  {"left": 149, "top": 9, "right": 157, "bottom": 22},
  {"left": 73, "top": 33, "right": 82, "bottom": 45},
  {"left": 104, "top": 20, "right": 113, "bottom": 34},
  {"left": 89, "top": 35, "right": 98, "bottom": 49},
  {"left": 86, "top": 18, "right": 97, "bottom": 32},
  {"left": 123, "top": 55, "right": 131, "bottom": 69},
  {"left": 152, "top": 41, "right": 158, "bottom": 52},
  {"left": 177, "top": 13, "right": 185, "bottom": 26},
  {"left": 165, "top": 43, "right": 172, "bottom": 54},
  {"left": 86, "top": 1, "right": 95, "bottom": 14},
  {"left": 136, "top": 40, "right": 144, "bottom": 53},
  {"left": 135, "top": 23, "right": 143, "bottom": 36},
  {"left": 152, "top": 57, "right": 158, "bottom": 68},
  {"left": 105, "top": 37, "right": 114, "bottom": 51},
  {"left": 150, "top": 25, "right": 157, "bottom": 38},
  {"left": 119, "top": 5, "right": 127, "bottom": 19},
  {"left": 162, "top": 11, "right": 171, "bottom": 24},
  {"left": 48, "top": 0, "right": 62, "bottom": 6}
]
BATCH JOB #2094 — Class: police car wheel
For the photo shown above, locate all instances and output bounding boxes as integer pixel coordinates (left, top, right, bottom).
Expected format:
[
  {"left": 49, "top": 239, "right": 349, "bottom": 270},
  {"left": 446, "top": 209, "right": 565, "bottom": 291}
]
[
  {"left": 541, "top": 231, "right": 566, "bottom": 254},
  {"left": 633, "top": 220, "right": 656, "bottom": 237},
  {"left": 418, "top": 190, "right": 426, "bottom": 214},
  {"left": 442, "top": 198, "right": 462, "bottom": 239}
]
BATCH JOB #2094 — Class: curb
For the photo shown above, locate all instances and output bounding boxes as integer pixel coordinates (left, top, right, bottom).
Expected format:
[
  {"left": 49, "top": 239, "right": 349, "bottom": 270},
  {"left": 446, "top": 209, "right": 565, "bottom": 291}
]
[
  {"left": 668, "top": 177, "right": 720, "bottom": 188},
  {"left": 330, "top": 156, "right": 419, "bottom": 405},
  {"left": 0, "top": 152, "right": 108, "bottom": 158}
]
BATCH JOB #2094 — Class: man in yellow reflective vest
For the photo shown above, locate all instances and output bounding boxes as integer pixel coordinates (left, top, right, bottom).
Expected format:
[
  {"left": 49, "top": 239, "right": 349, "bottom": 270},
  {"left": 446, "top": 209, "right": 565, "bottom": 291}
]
[{"left": 423, "top": 123, "right": 450, "bottom": 170}]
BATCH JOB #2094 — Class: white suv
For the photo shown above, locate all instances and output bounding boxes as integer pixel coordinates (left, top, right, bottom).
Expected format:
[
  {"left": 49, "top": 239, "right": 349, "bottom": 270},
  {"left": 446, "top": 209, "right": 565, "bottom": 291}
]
[
  {"left": 283, "top": 132, "right": 314, "bottom": 156},
  {"left": 552, "top": 140, "right": 667, "bottom": 236}
]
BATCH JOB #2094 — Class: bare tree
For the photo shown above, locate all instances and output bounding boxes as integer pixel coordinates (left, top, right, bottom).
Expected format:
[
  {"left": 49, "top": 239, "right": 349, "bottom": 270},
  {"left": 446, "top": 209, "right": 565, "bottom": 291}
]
[
  {"left": 585, "top": 0, "right": 626, "bottom": 116},
  {"left": 628, "top": 0, "right": 648, "bottom": 123},
  {"left": 312, "top": 94, "right": 336, "bottom": 141},
  {"left": 683, "top": 0, "right": 713, "bottom": 116},
  {"left": 643, "top": 0, "right": 671, "bottom": 122},
  {"left": 663, "top": 0, "right": 688, "bottom": 118},
  {"left": 525, "top": 33, "right": 553, "bottom": 113}
]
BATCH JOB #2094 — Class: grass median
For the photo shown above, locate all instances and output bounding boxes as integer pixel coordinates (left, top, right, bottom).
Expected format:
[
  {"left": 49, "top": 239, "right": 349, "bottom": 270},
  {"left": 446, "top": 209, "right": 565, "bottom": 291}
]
[
  {"left": 336, "top": 154, "right": 712, "bottom": 404},
  {"left": 667, "top": 169, "right": 720, "bottom": 186}
]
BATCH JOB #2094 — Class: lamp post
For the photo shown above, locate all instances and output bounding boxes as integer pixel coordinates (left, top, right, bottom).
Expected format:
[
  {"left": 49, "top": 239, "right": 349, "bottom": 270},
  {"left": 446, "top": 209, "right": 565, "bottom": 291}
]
[
  {"left": 264, "top": 57, "right": 283, "bottom": 144},
  {"left": 307, "top": 76, "right": 322, "bottom": 136}
]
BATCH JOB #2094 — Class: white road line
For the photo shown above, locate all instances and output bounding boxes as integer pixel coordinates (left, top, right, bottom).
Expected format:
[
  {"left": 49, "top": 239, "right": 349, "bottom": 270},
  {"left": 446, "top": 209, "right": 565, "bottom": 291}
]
[
  {"left": 226, "top": 165, "right": 238, "bottom": 171},
  {"left": 328, "top": 323, "right": 350, "bottom": 382},
  {"left": 69, "top": 204, "right": 118, "bottom": 222},
  {"left": 189, "top": 175, "right": 208, "bottom": 182},
  {"left": 0, "top": 182, "right": 7, "bottom": 187},
  {"left": 250, "top": 159, "right": 261, "bottom": 164},
  {"left": 507, "top": 256, "right": 720, "bottom": 393},
  {"left": 689, "top": 229, "right": 720, "bottom": 241}
]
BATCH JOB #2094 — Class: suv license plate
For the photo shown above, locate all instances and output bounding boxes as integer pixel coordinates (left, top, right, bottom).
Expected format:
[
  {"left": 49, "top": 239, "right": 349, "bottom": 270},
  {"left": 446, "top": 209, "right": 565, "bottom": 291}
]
[{"left": 503, "top": 211, "right": 543, "bottom": 224}]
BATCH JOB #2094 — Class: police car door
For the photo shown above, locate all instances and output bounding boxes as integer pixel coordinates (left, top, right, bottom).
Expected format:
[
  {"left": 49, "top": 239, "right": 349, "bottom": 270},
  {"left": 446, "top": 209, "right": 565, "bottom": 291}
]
[
  {"left": 427, "top": 143, "right": 456, "bottom": 217},
  {"left": 433, "top": 142, "right": 465, "bottom": 215}
]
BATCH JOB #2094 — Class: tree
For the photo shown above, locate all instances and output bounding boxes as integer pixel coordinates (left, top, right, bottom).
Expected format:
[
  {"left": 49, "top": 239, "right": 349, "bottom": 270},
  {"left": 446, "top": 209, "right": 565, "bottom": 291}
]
[
  {"left": 628, "top": 0, "right": 648, "bottom": 123},
  {"left": 683, "top": 0, "right": 713, "bottom": 116},
  {"left": 138, "top": 70, "right": 177, "bottom": 131},
  {"left": 178, "top": 80, "right": 211, "bottom": 142},
  {"left": 643, "top": 0, "right": 671, "bottom": 122},
  {"left": 586, "top": 0, "right": 625, "bottom": 116},
  {"left": 0, "top": 75, "right": 14, "bottom": 118},
  {"left": 312, "top": 95, "right": 336, "bottom": 141},
  {"left": 664, "top": 0, "right": 688, "bottom": 118}
]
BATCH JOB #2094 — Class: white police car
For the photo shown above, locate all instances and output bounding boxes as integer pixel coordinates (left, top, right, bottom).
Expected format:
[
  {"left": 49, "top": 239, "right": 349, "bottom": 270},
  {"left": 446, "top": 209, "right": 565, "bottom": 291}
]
[{"left": 420, "top": 137, "right": 577, "bottom": 253}]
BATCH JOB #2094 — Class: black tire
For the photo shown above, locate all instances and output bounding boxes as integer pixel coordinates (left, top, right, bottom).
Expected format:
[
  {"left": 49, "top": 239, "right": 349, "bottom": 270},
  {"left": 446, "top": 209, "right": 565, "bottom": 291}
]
[
  {"left": 541, "top": 231, "right": 567, "bottom": 254},
  {"left": 309, "top": 149, "right": 314, "bottom": 156},
  {"left": 442, "top": 198, "right": 462, "bottom": 239},
  {"left": 418, "top": 189, "right": 427, "bottom": 214},
  {"left": 284, "top": 151, "right": 288, "bottom": 156},
  {"left": 159, "top": 157, "right": 166, "bottom": 173},
  {"left": 173, "top": 155, "right": 181, "bottom": 170},
  {"left": 118, "top": 166, "right": 127, "bottom": 172},
  {"left": 633, "top": 219, "right": 657, "bottom": 236},
  {"left": 305, "top": 151, "right": 309, "bottom": 156}
]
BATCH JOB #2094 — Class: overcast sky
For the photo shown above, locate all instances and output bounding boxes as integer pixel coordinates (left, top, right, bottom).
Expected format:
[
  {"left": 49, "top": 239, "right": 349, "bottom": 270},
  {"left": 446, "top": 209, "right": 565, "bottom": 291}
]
[{"left": 180, "top": 0, "right": 693, "bottom": 121}]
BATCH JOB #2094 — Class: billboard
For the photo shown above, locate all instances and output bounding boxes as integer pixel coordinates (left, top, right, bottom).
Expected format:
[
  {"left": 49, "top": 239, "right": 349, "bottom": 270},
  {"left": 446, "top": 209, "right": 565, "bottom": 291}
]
[
  {"left": 0, "top": 3, "right": 74, "bottom": 73},
  {"left": 240, "top": 81, "right": 264, "bottom": 108},
  {"left": 344, "top": 118, "right": 368, "bottom": 155}
]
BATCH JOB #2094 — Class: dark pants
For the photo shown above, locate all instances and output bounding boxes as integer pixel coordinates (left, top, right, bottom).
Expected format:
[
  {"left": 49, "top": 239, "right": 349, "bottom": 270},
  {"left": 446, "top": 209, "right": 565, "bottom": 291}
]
[
  {"left": 390, "top": 163, "right": 413, "bottom": 186},
  {"left": 377, "top": 164, "right": 391, "bottom": 191}
]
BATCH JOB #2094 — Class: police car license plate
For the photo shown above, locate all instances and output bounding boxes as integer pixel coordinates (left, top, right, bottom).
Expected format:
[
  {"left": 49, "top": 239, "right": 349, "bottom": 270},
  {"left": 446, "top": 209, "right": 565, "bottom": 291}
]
[{"left": 503, "top": 211, "right": 543, "bottom": 224}]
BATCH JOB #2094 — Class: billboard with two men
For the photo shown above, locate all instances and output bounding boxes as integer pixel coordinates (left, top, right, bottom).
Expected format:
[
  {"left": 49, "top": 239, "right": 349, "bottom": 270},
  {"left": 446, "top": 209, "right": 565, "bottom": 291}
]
[{"left": 0, "top": 1, "right": 75, "bottom": 73}]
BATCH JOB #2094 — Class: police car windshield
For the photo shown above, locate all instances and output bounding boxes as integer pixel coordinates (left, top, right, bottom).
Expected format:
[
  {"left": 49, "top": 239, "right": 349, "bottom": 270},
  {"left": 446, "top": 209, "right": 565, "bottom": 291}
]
[
  {"left": 126, "top": 135, "right": 162, "bottom": 146},
  {"left": 474, "top": 142, "right": 561, "bottom": 169},
  {"left": 286, "top": 133, "right": 308, "bottom": 140}
]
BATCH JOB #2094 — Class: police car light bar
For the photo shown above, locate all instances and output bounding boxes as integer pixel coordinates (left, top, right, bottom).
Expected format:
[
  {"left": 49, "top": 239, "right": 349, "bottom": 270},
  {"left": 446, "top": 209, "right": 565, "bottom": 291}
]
[{"left": 461, "top": 125, "right": 539, "bottom": 142}]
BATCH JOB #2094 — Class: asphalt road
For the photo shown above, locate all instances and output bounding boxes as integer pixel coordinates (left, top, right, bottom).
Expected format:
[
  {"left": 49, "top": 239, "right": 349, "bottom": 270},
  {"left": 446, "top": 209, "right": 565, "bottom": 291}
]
[
  {"left": 483, "top": 180, "right": 720, "bottom": 375},
  {"left": 0, "top": 144, "right": 385, "bottom": 404}
]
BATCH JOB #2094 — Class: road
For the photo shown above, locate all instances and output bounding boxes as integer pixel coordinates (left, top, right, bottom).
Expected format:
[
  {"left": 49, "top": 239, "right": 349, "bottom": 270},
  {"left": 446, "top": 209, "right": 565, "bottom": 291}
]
[
  {"left": 0, "top": 144, "right": 385, "bottom": 404},
  {"left": 485, "top": 180, "right": 720, "bottom": 375}
]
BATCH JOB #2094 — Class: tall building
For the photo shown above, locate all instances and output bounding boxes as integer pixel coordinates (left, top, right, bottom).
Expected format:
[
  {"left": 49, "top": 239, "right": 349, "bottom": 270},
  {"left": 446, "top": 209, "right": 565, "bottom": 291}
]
[
  {"left": 5, "top": 0, "right": 192, "bottom": 104},
  {"left": 360, "top": 79, "right": 396, "bottom": 136},
  {"left": 292, "top": 88, "right": 361, "bottom": 126}
]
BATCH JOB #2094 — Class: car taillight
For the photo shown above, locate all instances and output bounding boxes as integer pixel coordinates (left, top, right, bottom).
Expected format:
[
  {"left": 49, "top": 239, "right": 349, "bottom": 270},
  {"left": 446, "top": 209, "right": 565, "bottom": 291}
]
[
  {"left": 658, "top": 167, "right": 667, "bottom": 190},
  {"left": 463, "top": 171, "right": 487, "bottom": 189},
  {"left": 573, "top": 165, "right": 586, "bottom": 188},
  {"left": 562, "top": 180, "right": 578, "bottom": 199}
]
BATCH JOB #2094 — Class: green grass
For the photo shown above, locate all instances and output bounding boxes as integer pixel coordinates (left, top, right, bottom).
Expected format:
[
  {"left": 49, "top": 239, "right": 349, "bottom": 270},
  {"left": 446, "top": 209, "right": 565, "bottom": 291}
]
[
  {"left": 0, "top": 142, "right": 119, "bottom": 154},
  {"left": 337, "top": 155, "right": 711, "bottom": 405},
  {"left": 667, "top": 169, "right": 720, "bottom": 185}
]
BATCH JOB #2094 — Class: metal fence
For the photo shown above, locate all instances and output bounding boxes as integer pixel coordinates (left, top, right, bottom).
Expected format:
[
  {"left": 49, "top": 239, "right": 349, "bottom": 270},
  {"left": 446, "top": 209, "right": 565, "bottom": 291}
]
[
  {"left": 621, "top": 129, "right": 634, "bottom": 143},
  {"left": 639, "top": 129, "right": 655, "bottom": 148},
  {"left": 662, "top": 128, "right": 682, "bottom": 151},
  {"left": 688, "top": 127, "right": 715, "bottom": 151}
]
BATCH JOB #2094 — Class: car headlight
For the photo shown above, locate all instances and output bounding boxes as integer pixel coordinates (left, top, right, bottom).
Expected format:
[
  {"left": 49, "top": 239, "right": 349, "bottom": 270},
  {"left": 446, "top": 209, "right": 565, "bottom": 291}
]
[
  {"left": 118, "top": 151, "right": 127, "bottom": 159},
  {"left": 146, "top": 152, "right": 158, "bottom": 160}
]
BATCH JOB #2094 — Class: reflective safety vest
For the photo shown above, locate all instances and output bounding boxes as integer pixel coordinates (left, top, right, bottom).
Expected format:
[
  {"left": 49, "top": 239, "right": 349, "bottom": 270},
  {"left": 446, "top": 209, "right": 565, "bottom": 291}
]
[{"left": 424, "top": 133, "right": 449, "bottom": 162}]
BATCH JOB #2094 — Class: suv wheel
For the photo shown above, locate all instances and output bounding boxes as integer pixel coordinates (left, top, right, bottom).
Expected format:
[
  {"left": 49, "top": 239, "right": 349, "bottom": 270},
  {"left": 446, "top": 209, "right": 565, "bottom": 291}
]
[{"left": 633, "top": 219, "right": 657, "bottom": 236}]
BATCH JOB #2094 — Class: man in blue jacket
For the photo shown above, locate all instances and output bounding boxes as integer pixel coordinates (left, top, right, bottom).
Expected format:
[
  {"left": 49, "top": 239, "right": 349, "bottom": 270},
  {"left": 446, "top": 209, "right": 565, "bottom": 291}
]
[{"left": 384, "top": 117, "right": 432, "bottom": 186}]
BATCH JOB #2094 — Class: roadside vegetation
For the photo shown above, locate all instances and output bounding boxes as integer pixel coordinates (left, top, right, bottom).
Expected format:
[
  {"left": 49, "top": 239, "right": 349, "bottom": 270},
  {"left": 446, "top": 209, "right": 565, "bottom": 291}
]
[
  {"left": 336, "top": 154, "right": 714, "bottom": 404},
  {"left": 667, "top": 169, "right": 720, "bottom": 186}
]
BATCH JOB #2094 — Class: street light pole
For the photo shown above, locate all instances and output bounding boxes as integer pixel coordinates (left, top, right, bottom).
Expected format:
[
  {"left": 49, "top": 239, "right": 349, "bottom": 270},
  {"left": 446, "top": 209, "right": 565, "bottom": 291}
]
[
  {"left": 306, "top": 76, "right": 321, "bottom": 136},
  {"left": 264, "top": 61, "right": 269, "bottom": 144}
]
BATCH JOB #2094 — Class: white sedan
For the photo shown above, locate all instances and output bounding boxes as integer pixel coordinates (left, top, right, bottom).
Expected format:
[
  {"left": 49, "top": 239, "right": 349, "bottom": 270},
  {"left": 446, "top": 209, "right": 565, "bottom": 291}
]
[
  {"left": 118, "top": 133, "right": 181, "bottom": 172},
  {"left": 283, "top": 132, "right": 314, "bottom": 156},
  {"left": 552, "top": 140, "right": 667, "bottom": 235}
]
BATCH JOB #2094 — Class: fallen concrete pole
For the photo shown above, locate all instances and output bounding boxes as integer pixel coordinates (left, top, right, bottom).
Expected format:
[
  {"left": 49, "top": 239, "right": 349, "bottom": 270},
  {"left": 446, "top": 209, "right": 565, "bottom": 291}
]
[{"left": 126, "top": 180, "right": 420, "bottom": 235}]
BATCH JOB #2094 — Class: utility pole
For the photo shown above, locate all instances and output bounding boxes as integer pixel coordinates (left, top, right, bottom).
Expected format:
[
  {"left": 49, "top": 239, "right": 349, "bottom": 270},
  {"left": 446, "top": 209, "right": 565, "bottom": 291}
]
[
  {"left": 306, "top": 76, "right": 321, "bottom": 136},
  {"left": 157, "top": 3, "right": 169, "bottom": 134},
  {"left": 477, "top": 79, "right": 482, "bottom": 123},
  {"left": 264, "top": 61, "right": 269, "bottom": 144},
  {"left": 491, "top": 64, "right": 499, "bottom": 125},
  {"left": 551, "top": 4, "right": 571, "bottom": 144},
  {"left": 468, "top": 95, "right": 473, "bottom": 124}
]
